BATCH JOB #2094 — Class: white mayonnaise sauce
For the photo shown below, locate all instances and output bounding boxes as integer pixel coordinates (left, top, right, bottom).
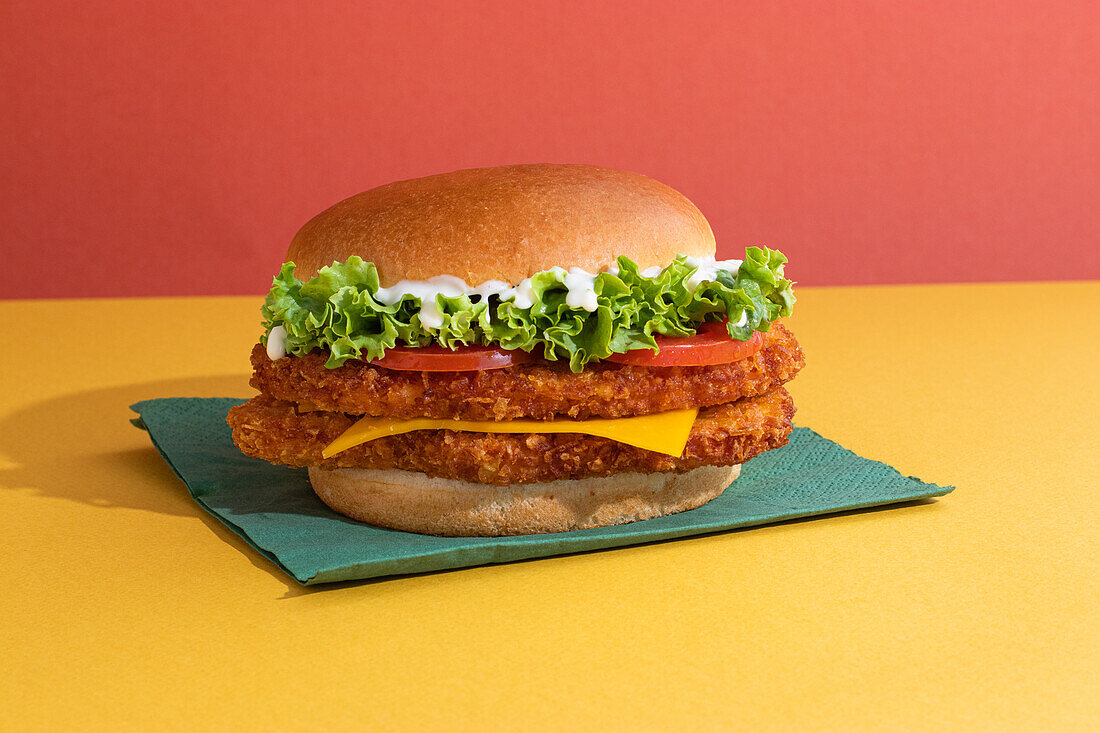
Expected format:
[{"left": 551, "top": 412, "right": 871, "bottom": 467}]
[
  {"left": 367, "top": 256, "right": 744, "bottom": 329},
  {"left": 267, "top": 256, "right": 746, "bottom": 359},
  {"left": 509, "top": 278, "right": 536, "bottom": 309},
  {"left": 549, "top": 266, "right": 601, "bottom": 312},
  {"left": 266, "top": 325, "right": 287, "bottom": 360},
  {"left": 374, "top": 275, "right": 469, "bottom": 329},
  {"left": 684, "top": 255, "right": 744, "bottom": 291}
]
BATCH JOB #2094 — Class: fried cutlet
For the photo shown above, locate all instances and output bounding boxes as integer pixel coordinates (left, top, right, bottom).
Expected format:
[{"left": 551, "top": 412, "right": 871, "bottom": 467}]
[
  {"left": 249, "top": 322, "right": 804, "bottom": 420},
  {"left": 227, "top": 387, "right": 795, "bottom": 485}
]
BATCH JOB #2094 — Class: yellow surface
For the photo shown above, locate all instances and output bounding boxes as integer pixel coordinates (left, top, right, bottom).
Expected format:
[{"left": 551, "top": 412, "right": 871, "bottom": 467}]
[
  {"left": 325, "top": 407, "right": 698, "bottom": 458},
  {"left": 1, "top": 282, "right": 1098, "bottom": 731}
]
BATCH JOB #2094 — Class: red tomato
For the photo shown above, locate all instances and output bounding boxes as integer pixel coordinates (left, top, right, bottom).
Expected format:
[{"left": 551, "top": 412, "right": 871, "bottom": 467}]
[
  {"left": 366, "top": 343, "right": 535, "bottom": 371},
  {"left": 604, "top": 321, "right": 764, "bottom": 367}
]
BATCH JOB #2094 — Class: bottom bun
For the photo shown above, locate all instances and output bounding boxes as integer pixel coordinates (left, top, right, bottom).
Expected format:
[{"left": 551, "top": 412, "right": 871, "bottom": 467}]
[{"left": 308, "top": 464, "right": 740, "bottom": 537}]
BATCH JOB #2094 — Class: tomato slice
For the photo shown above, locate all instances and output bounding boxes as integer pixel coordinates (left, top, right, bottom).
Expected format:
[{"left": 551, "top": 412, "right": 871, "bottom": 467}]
[
  {"left": 366, "top": 321, "right": 763, "bottom": 371},
  {"left": 604, "top": 321, "right": 764, "bottom": 367},
  {"left": 366, "top": 343, "right": 536, "bottom": 371}
]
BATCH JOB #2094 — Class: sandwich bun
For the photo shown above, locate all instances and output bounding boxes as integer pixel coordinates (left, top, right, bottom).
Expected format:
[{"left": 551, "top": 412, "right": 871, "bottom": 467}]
[
  {"left": 291, "top": 165, "right": 732, "bottom": 536},
  {"left": 286, "top": 163, "right": 716, "bottom": 285},
  {"left": 308, "top": 464, "right": 741, "bottom": 536}
]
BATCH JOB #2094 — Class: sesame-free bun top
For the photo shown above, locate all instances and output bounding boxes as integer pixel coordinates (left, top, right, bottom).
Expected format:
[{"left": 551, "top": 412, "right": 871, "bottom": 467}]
[{"left": 285, "top": 164, "right": 716, "bottom": 286}]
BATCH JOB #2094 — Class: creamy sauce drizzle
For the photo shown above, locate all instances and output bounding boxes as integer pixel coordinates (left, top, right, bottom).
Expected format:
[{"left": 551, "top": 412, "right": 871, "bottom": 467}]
[
  {"left": 373, "top": 255, "right": 743, "bottom": 325},
  {"left": 268, "top": 256, "right": 746, "bottom": 359},
  {"left": 373, "top": 272, "right": 546, "bottom": 325},
  {"left": 266, "top": 325, "right": 288, "bottom": 360},
  {"left": 684, "top": 255, "right": 745, "bottom": 291}
]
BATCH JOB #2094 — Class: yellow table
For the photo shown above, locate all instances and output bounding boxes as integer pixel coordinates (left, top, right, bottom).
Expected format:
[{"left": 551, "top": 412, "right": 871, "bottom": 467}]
[{"left": 2, "top": 283, "right": 1097, "bottom": 731}]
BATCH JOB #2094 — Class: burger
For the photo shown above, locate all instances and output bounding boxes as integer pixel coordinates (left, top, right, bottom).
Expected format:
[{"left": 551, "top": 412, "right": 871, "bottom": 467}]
[{"left": 227, "top": 164, "right": 804, "bottom": 536}]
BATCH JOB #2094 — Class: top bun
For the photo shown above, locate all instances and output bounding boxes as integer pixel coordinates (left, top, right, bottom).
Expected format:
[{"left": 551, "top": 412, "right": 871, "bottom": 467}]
[{"left": 285, "top": 164, "right": 716, "bottom": 285}]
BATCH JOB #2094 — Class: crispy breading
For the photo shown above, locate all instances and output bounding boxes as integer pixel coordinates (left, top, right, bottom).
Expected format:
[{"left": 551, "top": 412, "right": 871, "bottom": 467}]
[
  {"left": 227, "top": 388, "right": 795, "bottom": 485},
  {"left": 249, "top": 323, "right": 804, "bottom": 420}
]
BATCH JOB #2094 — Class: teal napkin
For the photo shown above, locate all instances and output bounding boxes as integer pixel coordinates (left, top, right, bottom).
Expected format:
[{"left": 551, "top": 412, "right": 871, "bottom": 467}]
[{"left": 130, "top": 398, "right": 952, "bottom": 585}]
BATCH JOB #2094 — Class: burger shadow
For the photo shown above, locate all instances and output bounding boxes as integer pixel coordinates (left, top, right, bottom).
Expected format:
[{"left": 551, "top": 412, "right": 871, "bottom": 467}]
[{"left": 0, "top": 374, "right": 316, "bottom": 589}]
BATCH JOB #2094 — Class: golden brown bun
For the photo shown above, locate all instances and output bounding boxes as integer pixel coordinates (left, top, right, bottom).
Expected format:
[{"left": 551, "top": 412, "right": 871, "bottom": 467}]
[
  {"left": 286, "top": 164, "right": 716, "bottom": 285},
  {"left": 308, "top": 464, "right": 739, "bottom": 536}
]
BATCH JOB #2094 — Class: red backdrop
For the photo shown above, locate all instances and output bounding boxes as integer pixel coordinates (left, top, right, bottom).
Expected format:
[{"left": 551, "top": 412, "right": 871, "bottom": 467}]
[{"left": 2, "top": 1, "right": 1097, "bottom": 298}]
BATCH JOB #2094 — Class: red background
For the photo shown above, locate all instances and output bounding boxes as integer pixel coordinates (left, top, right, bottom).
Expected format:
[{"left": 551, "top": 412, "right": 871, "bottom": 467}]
[{"left": 2, "top": 1, "right": 1097, "bottom": 298}]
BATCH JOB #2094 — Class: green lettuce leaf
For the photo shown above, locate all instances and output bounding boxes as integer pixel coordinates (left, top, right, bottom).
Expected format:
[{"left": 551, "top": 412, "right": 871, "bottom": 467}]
[{"left": 261, "top": 248, "right": 795, "bottom": 371}]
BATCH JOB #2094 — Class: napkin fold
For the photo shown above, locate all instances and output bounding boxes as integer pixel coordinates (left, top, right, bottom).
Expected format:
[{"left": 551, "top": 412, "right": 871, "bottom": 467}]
[{"left": 131, "top": 398, "right": 952, "bottom": 585}]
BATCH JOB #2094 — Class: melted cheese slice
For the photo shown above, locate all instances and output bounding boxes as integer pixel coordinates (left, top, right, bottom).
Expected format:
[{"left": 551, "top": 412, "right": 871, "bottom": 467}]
[{"left": 322, "top": 408, "right": 699, "bottom": 459}]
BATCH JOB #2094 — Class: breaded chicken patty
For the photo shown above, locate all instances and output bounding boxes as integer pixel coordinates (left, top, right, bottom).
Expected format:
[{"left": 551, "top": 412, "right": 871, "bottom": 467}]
[
  {"left": 227, "top": 388, "right": 794, "bottom": 485},
  {"left": 249, "top": 323, "right": 804, "bottom": 420}
]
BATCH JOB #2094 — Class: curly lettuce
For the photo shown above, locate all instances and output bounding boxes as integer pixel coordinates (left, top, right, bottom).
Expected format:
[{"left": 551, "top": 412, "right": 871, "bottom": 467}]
[{"left": 261, "top": 247, "right": 795, "bottom": 372}]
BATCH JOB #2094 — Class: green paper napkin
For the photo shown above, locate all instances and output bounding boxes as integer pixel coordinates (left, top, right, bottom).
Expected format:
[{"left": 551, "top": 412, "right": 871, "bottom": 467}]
[{"left": 130, "top": 398, "right": 953, "bottom": 585}]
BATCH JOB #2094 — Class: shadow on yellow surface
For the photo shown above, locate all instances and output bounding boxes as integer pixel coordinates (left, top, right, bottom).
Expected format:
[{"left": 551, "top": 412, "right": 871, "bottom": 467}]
[
  {"left": 0, "top": 374, "right": 310, "bottom": 588},
  {"left": 0, "top": 375, "right": 245, "bottom": 514}
]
